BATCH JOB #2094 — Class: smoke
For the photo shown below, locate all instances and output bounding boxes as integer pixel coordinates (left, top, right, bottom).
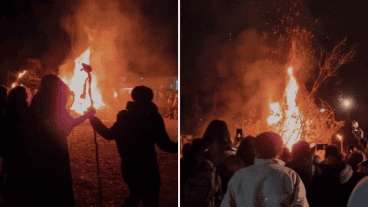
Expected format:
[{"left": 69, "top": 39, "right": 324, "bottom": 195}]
[
  {"left": 52, "top": 0, "right": 178, "bottom": 114},
  {"left": 181, "top": 0, "right": 318, "bottom": 138}
]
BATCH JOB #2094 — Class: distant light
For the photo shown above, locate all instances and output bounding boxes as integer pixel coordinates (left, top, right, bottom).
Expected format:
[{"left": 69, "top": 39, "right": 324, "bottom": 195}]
[
  {"left": 141, "top": 77, "right": 143, "bottom": 80},
  {"left": 319, "top": 107, "right": 325, "bottom": 113},
  {"left": 344, "top": 100, "right": 350, "bottom": 107},
  {"left": 336, "top": 134, "right": 342, "bottom": 141}
]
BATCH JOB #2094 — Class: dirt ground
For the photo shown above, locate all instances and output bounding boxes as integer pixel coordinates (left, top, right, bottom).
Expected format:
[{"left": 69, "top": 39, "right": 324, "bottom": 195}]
[{"left": 68, "top": 118, "right": 178, "bottom": 207}]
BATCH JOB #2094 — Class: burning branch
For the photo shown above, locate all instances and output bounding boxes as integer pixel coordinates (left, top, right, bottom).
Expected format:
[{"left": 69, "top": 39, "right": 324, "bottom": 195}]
[{"left": 309, "top": 39, "right": 356, "bottom": 98}]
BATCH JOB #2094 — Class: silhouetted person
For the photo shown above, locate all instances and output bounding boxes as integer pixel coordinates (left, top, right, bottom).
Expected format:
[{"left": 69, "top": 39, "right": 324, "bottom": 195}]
[
  {"left": 172, "top": 92, "right": 178, "bottom": 120},
  {"left": 286, "top": 141, "right": 322, "bottom": 187},
  {"left": 5, "top": 86, "right": 28, "bottom": 124},
  {"left": 347, "top": 176, "right": 368, "bottom": 207},
  {"left": 346, "top": 150, "right": 366, "bottom": 172},
  {"left": 180, "top": 138, "right": 205, "bottom": 202},
  {"left": 0, "top": 85, "right": 7, "bottom": 200},
  {"left": 167, "top": 92, "right": 174, "bottom": 119},
  {"left": 4, "top": 74, "right": 95, "bottom": 207},
  {"left": 89, "top": 85, "right": 177, "bottom": 207},
  {"left": 183, "top": 120, "right": 231, "bottom": 207},
  {"left": 309, "top": 145, "right": 362, "bottom": 207},
  {"left": 216, "top": 136, "right": 256, "bottom": 194},
  {"left": 0, "top": 85, "right": 7, "bottom": 119},
  {"left": 280, "top": 146, "right": 292, "bottom": 163},
  {"left": 221, "top": 132, "right": 309, "bottom": 206}
]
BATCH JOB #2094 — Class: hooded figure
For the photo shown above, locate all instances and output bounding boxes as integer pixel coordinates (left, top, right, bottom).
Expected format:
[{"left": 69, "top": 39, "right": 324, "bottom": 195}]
[
  {"left": 89, "top": 85, "right": 177, "bottom": 207},
  {"left": 308, "top": 145, "right": 364, "bottom": 207},
  {"left": 3, "top": 74, "right": 94, "bottom": 207}
]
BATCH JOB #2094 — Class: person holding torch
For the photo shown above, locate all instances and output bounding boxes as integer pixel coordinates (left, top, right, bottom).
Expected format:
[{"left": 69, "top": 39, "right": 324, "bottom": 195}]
[
  {"left": 352, "top": 120, "right": 367, "bottom": 150},
  {"left": 89, "top": 86, "right": 177, "bottom": 207}
]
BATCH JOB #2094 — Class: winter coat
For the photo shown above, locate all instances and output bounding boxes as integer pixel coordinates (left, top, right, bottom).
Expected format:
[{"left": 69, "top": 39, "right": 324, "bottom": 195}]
[
  {"left": 90, "top": 101, "right": 177, "bottom": 187},
  {"left": 308, "top": 163, "right": 364, "bottom": 207}
]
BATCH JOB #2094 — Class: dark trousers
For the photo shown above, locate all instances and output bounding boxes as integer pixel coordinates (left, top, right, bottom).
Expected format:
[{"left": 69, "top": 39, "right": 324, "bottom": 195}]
[{"left": 121, "top": 165, "right": 161, "bottom": 207}]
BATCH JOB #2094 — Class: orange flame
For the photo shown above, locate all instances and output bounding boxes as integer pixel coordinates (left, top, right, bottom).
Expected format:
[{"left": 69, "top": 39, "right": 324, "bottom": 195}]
[
  {"left": 11, "top": 83, "right": 16, "bottom": 88},
  {"left": 61, "top": 48, "right": 105, "bottom": 114},
  {"left": 18, "top": 71, "right": 27, "bottom": 79},
  {"left": 268, "top": 67, "right": 302, "bottom": 149}
]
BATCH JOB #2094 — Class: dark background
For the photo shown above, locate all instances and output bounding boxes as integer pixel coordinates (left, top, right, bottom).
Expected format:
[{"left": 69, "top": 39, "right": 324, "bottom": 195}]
[
  {"left": 181, "top": 0, "right": 368, "bottom": 137},
  {"left": 0, "top": 0, "right": 178, "bottom": 84}
]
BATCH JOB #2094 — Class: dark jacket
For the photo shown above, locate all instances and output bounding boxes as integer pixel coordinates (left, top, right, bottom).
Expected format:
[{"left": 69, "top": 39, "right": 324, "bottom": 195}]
[
  {"left": 90, "top": 101, "right": 177, "bottom": 186},
  {"left": 308, "top": 163, "right": 363, "bottom": 207},
  {"left": 286, "top": 158, "right": 322, "bottom": 187},
  {"left": 4, "top": 93, "right": 76, "bottom": 207}
]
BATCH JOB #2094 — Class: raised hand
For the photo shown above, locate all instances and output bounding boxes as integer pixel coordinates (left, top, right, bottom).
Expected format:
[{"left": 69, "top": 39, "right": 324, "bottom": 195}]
[{"left": 85, "top": 107, "right": 96, "bottom": 119}]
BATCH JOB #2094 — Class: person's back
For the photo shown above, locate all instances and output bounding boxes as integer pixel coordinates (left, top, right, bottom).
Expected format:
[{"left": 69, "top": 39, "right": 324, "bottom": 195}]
[
  {"left": 109, "top": 100, "right": 176, "bottom": 166},
  {"left": 225, "top": 158, "right": 306, "bottom": 206},
  {"left": 89, "top": 86, "right": 177, "bottom": 207},
  {"left": 286, "top": 141, "right": 321, "bottom": 188},
  {"left": 221, "top": 132, "right": 309, "bottom": 207},
  {"left": 309, "top": 145, "right": 355, "bottom": 207},
  {"left": 217, "top": 136, "right": 256, "bottom": 195},
  {"left": 347, "top": 175, "right": 368, "bottom": 207}
]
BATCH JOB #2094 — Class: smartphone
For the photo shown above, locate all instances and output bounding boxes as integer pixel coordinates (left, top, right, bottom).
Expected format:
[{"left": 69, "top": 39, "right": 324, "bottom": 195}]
[
  {"left": 353, "top": 121, "right": 359, "bottom": 131},
  {"left": 316, "top": 144, "right": 328, "bottom": 151},
  {"left": 348, "top": 145, "right": 354, "bottom": 154},
  {"left": 236, "top": 129, "right": 243, "bottom": 140}
]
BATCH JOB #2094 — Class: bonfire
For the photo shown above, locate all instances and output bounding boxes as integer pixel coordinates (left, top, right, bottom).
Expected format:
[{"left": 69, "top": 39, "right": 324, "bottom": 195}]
[
  {"left": 242, "top": 28, "right": 353, "bottom": 150},
  {"left": 61, "top": 48, "right": 105, "bottom": 115}
]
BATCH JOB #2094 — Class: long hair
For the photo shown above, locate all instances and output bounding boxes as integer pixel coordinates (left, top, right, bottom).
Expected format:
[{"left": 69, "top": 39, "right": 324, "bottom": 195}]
[
  {"left": 29, "top": 74, "right": 72, "bottom": 123},
  {"left": 202, "top": 120, "right": 232, "bottom": 153}
]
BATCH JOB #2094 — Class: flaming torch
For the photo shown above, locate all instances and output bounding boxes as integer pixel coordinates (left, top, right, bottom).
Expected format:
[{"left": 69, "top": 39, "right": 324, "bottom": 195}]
[
  {"left": 79, "top": 63, "right": 103, "bottom": 207},
  {"left": 336, "top": 134, "right": 344, "bottom": 154}
]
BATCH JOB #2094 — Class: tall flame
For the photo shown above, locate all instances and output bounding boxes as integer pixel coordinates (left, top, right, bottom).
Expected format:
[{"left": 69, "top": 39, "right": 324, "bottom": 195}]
[
  {"left": 61, "top": 48, "right": 105, "bottom": 114},
  {"left": 18, "top": 71, "right": 27, "bottom": 79},
  {"left": 268, "top": 66, "right": 302, "bottom": 149}
]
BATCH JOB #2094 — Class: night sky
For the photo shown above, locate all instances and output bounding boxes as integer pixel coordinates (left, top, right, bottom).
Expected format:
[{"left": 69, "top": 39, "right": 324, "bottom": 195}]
[
  {"left": 0, "top": 0, "right": 178, "bottom": 84},
  {"left": 181, "top": 0, "right": 368, "bottom": 137}
]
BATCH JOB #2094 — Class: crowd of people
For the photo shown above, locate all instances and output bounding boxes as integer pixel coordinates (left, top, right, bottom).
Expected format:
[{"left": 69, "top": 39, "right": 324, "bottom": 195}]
[
  {"left": 153, "top": 90, "right": 178, "bottom": 120},
  {"left": 181, "top": 119, "right": 368, "bottom": 207},
  {"left": 0, "top": 75, "right": 177, "bottom": 207}
]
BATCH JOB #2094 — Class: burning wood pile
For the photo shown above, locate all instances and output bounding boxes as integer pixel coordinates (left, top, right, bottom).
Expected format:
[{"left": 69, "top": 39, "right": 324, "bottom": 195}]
[
  {"left": 61, "top": 48, "right": 105, "bottom": 115},
  {"left": 242, "top": 28, "right": 354, "bottom": 150}
]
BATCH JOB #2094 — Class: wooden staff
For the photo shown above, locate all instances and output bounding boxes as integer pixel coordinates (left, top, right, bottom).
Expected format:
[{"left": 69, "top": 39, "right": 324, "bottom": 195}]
[{"left": 81, "top": 63, "right": 103, "bottom": 207}]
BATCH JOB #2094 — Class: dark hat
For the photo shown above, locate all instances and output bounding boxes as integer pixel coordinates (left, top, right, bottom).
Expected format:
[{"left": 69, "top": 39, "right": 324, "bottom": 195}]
[
  {"left": 255, "top": 132, "right": 284, "bottom": 159},
  {"left": 201, "top": 120, "right": 232, "bottom": 150},
  {"left": 291, "top": 140, "right": 311, "bottom": 159},
  {"left": 131, "top": 86, "right": 154, "bottom": 102},
  {"left": 325, "top": 145, "right": 342, "bottom": 159}
]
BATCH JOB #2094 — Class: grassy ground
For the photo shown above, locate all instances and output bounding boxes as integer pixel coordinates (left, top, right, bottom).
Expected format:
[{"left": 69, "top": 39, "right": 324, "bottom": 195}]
[{"left": 68, "top": 118, "right": 178, "bottom": 207}]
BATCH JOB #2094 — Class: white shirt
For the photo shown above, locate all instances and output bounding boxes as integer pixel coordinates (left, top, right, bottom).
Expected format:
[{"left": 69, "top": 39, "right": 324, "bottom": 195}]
[
  {"left": 220, "top": 158, "right": 309, "bottom": 207},
  {"left": 347, "top": 175, "right": 368, "bottom": 207}
]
